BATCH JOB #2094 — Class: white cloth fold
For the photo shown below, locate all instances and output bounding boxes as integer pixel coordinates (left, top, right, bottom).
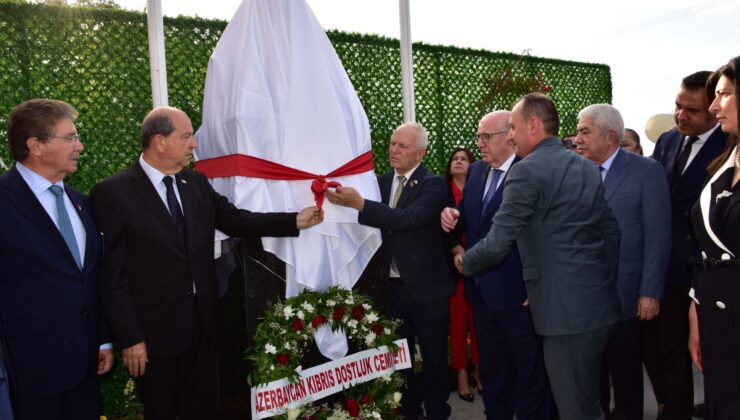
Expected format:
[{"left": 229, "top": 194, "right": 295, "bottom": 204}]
[{"left": 195, "top": 0, "right": 382, "bottom": 356}]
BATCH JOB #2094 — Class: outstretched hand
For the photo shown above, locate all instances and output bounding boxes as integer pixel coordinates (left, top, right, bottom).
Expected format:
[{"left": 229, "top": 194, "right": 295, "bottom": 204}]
[
  {"left": 296, "top": 206, "right": 324, "bottom": 229},
  {"left": 326, "top": 186, "right": 364, "bottom": 211}
]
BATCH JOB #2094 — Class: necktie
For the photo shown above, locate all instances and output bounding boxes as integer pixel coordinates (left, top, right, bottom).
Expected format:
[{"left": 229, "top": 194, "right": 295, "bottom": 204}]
[
  {"left": 673, "top": 135, "right": 700, "bottom": 181},
  {"left": 49, "top": 185, "right": 82, "bottom": 268},
  {"left": 481, "top": 168, "right": 502, "bottom": 214},
  {"left": 391, "top": 175, "right": 406, "bottom": 208},
  {"left": 163, "top": 176, "right": 186, "bottom": 244},
  {"left": 598, "top": 166, "right": 605, "bottom": 181}
]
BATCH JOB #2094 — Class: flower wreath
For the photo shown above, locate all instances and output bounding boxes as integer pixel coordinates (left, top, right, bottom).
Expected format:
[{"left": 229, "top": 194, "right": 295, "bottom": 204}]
[{"left": 247, "top": 286, "right": 406, "bottom": 419}]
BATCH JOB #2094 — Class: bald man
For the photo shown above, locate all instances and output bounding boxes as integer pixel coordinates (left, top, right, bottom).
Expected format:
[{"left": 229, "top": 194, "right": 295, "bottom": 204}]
[{"left": 90, "top": 107, "right": 323, "bottom": 419}]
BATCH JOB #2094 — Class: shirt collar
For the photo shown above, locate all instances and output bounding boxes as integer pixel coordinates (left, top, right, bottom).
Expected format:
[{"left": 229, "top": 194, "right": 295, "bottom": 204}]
[
  {"left": 139, "top": 154, "right": 172, "bottom": 187},
  {"left": 493, "top": 153, "right": 516, "bottom": 173},
  {"left": 600, "top": 148, "right": 620, "bottom": 172},
  {"left": 15, "top": 161, "right": 62, "bottom": 197},
  {"left": 692, "top": 123, "right": 721, "bottom": 145},
  {"left": 395, "top": 161, "right": 421, "bottom": 180}
]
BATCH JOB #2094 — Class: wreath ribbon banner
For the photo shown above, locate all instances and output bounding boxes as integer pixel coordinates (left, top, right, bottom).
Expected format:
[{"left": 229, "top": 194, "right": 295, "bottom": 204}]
[{"left": 251, "top": 338, "right": 411, "bottom": 419}]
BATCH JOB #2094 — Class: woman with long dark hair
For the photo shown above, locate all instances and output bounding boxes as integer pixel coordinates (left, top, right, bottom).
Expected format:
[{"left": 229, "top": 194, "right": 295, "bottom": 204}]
[
  {"left": 444, "top": 147, "right": 481, "bottom": 402},
  {"left": 688, "top": 55, "right": 740, "bottom": 419}
]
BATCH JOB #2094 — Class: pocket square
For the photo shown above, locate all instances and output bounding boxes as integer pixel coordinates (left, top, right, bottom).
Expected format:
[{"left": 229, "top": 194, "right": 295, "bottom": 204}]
[{"left": 716, "top": 190, "right": 733, "bottom": 203}]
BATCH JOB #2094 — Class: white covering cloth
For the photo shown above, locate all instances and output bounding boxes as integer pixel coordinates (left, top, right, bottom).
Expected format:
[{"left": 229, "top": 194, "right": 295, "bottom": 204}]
[{"left": 195, "top": 0, "right": 382, "bottom": 359}]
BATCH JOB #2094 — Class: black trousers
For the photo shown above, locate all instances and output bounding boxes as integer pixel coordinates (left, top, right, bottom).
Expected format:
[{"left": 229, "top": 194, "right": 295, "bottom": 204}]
[
  {"left": 15, "top": 373, "right": 99, "bottom": 420},
  {"left": 600, "top": 317, "right": 643, "bottom": 420},
  {"left": 642, "top": 284, "right": 693, "bottom": 420},
  {"left": 136, "top": 304, "right": 218, "bottom": 420},
  {"left": 388, "top": 278, "right": 451, "bottom": 420}
]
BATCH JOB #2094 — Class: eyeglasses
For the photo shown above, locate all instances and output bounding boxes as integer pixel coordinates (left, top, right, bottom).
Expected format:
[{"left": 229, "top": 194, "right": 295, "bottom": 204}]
[
  {"left": 47, "top": 134, "right": 81, "bottom": 143},
  {"left": 476, "top": 131, "right": 508, "bottom": 142}
]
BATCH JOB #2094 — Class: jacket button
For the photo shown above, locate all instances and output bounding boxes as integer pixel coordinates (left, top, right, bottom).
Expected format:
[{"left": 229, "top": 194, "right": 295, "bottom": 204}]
[{"left": 716, "top": 301, "right": 726, "bottom": 309}]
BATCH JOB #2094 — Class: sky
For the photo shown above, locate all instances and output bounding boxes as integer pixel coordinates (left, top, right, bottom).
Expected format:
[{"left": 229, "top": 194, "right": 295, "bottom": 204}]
[{"left": 116, "top": 0, "right": 740, "bottom": 156}]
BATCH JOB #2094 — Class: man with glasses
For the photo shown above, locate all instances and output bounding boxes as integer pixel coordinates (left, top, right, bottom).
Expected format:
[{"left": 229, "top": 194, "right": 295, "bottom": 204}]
[
  {"left": 441, "top": 111, "right": 550, "bottom": 419},
  {"left": 0, "top": 99, "right": 113, "bottom": 419}
]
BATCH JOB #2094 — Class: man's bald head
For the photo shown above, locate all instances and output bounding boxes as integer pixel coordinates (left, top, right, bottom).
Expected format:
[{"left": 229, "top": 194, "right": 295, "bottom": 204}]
[{"left": 141, "top": 106, "right": 188, "bottom": 150}]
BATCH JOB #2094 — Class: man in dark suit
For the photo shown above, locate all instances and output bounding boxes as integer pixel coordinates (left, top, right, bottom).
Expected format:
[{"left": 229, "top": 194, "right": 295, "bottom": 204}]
[
  {"left": 648, "top": 71, "right": 727, "bottom": 419},
  {"left": 441, "top": 111, "right": 550, "bottom": 419},
  {"left": 0, "top": 99, "right": 113, "bottom": 419},
  {"left": 575, "top": 103, "right": 671, "bottom": 419},
  {"left": 90, "top": 106, "right": 323, "bottom": 419},
  {"left": 326, "top": 122, "right": 454, "bottom": 420},
  {"left": 461, "top": 93, "right": 622, "bottom": 420}
]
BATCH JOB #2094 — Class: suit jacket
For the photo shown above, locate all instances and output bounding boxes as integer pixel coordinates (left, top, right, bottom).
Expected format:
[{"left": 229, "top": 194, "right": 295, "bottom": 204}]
[
  {"left": 358, "top": 163, "right": 454, "bottom": 303},
  {"left": 455, "top": 159, "right": 527, "bottom": 310},
  {"left": 652, "top": 127, "right": 727, "bottom": 286},
  {"left": 603, "top": 149, "right": 671, "bottom": 320},
  {"left": 464, "top": 137, "right": 622, "bottom": 336},
  {"left": 90, "top": 163, "right": 299, "bottom": 357},
  {"left": 0, "top": 166, "right": 107, "bottom": 396}
]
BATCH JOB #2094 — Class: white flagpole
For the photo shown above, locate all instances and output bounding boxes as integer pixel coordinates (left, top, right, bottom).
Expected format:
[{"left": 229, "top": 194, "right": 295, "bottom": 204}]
[
  {"left": 146, "top": 0, "right": 168, "bottom": 107},
  {"left": 398, "top": 0, "right": 415, "bottom": 122}
]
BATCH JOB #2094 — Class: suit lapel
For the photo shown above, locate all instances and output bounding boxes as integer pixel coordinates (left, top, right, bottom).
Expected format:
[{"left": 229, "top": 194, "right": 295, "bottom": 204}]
[
  {"left": 466, "top": 163, "right": 487, "bottom": 228},
  {"left": 66, "top": 187, "right": 97, "bottom": 271},
  {"left": 395, "top": 164, "right": 426, "bottom": 209},
  {"left": 2, "top": 167, "right": 79, "bottom": 266},
  {"left": 176, "top": 172, "right": 198, "bottom": 254},
  {"left": 129, "top": 163, "right": 186, "bottom": 251},
  {"left": 699, "top": 147, "right": 736, "bottom": 256},
  {"left": 604, "top": 150, "right": 629, "bottom": 201}
]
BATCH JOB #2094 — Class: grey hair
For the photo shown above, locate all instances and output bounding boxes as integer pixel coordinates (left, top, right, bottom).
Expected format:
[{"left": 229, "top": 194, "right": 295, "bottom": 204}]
[
  {"left": 578, "top": 104, "right": 624, "bottom": 143},
  {"left": 395, "top": 121, "right": 429, "bottom": 149}
]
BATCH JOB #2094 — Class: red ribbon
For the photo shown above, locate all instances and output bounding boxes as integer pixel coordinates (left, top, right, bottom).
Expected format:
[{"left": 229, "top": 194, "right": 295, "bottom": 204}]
[{"left": 194, "top": 151, "right": 374, "bottom": 209}]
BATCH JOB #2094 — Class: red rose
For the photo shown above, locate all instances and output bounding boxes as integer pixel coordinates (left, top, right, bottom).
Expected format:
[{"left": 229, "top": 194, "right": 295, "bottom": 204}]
[
  {"left": 332, "top": 306, "right": 345, "bottom": 321},
  {"left": 345, "top": 398, "right": 360, "bottom": 417},
  {"left": 360, "top": 393, "right": 371, "bottom": 405},
  {"left": 276, "top": 353, "right": 289, "bottom": 365},
  {"left": 351, "top": 305, "right": 364, "bottom": 320},
  {"left": 291, "top": 317, "right": 304, "bottom": 331},
  {"left": 371, "top": 324, "right": 383, "bottom": 335},
  {"left": 311, "top": 315, "right": 326, "bottom": 328}
]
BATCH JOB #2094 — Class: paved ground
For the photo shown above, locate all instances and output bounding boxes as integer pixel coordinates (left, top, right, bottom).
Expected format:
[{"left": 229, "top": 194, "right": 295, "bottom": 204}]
[{"left": 448, "top": 366, "right": 705, "bottom": 419}]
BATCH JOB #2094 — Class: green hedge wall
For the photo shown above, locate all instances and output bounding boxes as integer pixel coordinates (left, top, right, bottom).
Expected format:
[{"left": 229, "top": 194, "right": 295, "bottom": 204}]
[{"left": 0, "top": 2, "right": 611, "bottom": 190}]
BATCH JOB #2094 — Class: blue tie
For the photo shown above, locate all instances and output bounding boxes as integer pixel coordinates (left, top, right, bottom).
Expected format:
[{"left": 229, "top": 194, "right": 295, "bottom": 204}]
[
  {"left": 481, "top": 168, "right": 502, "bottom": 215},
  {"left": 49, "top": 185, "right": 82, "bottom": 268}
]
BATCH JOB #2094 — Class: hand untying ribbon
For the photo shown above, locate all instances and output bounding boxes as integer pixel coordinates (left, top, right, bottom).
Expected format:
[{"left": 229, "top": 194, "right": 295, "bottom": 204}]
[{"left": 194, "top": 151, "right": 373, "bottom": 210}]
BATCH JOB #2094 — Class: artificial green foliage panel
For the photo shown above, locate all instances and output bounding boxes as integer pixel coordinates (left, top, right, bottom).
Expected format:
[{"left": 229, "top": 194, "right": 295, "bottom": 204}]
[{"left": 0, "top": 2, "right": 611, "bottom": 189}]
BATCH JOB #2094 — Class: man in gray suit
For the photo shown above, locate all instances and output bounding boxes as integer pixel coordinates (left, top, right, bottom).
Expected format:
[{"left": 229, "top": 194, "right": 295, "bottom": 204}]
[
  {"left": 576, "top": 104, "right": 671, "bottom": 419},
  {"left": 460, "top": 93, "right": 622, "bottom": 420}
]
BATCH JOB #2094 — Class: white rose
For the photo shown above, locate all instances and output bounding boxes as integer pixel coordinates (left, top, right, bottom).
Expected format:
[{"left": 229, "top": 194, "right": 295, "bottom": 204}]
[
  {"left": 326, "top": 299, "right": 336, "bottom": 307},
  {"left": 301, "top": 302, "right": 314, "bottom": 312},
  {"left": 393, "top": 392, "right": 402, "bottom": 403},
  {"left": 297, "top": 310, "right": 305, "bottom": 320},
  {"left": 283, "top": 305, "right": 294, "bottom": 319},
  {"left": 265, "top": 343, "right": 277, "bottom": 354},
  {"left": 364, "top": 332, "right": 377, "bottom": 346},
  {"left": 365, "top": 312, "right": 379, "bottom": 323}
]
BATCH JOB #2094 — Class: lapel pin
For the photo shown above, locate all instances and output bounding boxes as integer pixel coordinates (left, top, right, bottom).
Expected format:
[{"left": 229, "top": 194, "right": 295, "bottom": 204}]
[
  {"left": 76, "top": 203, "right": 82, "bottom": 211},
  {"left": 716, "top": 190, "right": 733, "bottom": 203},
  {"left": 181, "top": 179, "right": 187, "bottom": 184},
  {"left": 410, "top": 180, "right": 418, "bottom": 188}
]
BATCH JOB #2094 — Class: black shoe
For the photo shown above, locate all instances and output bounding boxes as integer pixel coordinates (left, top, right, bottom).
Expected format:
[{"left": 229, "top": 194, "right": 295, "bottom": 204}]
[{"left": 457, "top": 391, "right": 475, "bottom": 403}]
